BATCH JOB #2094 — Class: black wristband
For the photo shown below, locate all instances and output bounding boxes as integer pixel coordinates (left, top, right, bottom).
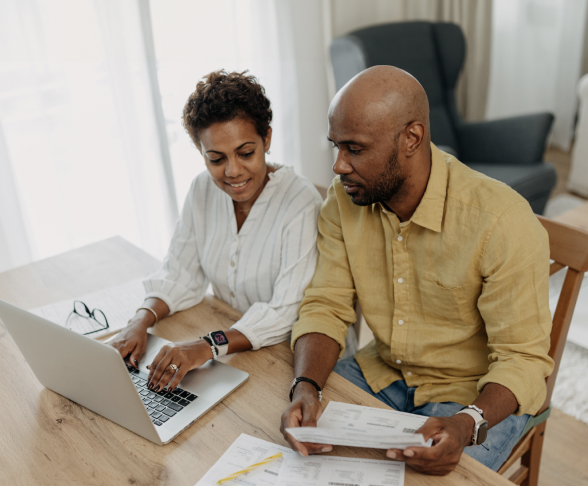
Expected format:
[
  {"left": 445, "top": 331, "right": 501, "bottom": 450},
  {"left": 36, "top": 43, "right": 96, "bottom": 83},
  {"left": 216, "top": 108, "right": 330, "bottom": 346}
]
[
  {"left": 289, "top": 377, "right": 322, "bottom": 402},
  {"left": 201, "top": 335, "right": 213, "bottom": 346}
]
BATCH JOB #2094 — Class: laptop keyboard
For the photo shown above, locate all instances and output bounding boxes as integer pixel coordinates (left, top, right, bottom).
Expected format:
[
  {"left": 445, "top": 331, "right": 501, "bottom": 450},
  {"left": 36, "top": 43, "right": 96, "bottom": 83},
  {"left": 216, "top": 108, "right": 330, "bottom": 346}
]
[{"left": 126, "top": 364, "right": 198, "bottom": 427}]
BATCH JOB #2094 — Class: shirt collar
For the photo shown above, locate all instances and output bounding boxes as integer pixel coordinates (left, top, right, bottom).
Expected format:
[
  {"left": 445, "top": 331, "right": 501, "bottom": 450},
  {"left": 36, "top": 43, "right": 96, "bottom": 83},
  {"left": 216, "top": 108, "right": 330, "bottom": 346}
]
[{"left": 408, "top": 143, "right": 448, "bottom": 233}]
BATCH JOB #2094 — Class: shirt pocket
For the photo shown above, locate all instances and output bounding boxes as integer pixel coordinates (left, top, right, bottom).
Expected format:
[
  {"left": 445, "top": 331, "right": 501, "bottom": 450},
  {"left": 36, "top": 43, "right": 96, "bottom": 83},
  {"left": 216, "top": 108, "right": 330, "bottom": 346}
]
[{"left": 420, "top": 277, "right": 472, "bottom": 325}]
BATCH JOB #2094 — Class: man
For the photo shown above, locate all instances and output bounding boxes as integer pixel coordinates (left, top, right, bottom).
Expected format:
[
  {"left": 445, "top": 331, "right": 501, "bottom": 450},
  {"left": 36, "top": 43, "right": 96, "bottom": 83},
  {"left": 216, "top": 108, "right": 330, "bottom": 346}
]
[{"left": 280, "top": 66, "right": 553, "bottom": 475}]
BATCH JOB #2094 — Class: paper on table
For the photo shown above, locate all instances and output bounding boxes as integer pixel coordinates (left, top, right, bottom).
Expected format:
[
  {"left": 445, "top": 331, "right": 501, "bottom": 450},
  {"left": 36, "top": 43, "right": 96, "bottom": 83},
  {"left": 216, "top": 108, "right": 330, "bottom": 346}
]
[
  {"left": 31, "top": 279, "right": 146, "bottom": 339},
  {"left": 285, "top": 427, "right": 431, "bottom": 449},
  {"left": 195, "top": 434, "right": 296, "bottom": 486},
  {"left": 318, "top": 401, "right": 428, "bottom": 435},
  {"left": 277, "top": 455, "right": 405, "bottom": 486}
]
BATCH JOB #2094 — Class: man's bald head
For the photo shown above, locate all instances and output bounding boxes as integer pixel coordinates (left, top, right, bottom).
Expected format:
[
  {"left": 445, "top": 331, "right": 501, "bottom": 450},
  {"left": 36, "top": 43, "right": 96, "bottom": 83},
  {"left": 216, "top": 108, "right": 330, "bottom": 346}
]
[
  {"left": 328, "top": 66, "right": 433, "bottom": 213},
  {"left": 329, "top": 65, "right": 430, "bottom": 144}
]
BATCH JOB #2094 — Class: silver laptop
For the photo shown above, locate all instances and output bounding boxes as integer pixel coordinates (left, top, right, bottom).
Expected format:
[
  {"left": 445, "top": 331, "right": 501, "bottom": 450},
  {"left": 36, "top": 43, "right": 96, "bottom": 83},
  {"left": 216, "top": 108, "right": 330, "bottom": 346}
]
[{"left": 0, "top": 299, "right": 248, "bottom": 445}]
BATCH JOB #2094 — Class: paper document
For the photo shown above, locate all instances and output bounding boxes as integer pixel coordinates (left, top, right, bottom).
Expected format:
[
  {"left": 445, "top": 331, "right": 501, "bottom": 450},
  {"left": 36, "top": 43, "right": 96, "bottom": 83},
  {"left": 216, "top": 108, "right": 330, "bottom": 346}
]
[
  {"left": 195, "top": 434, "right": 296, "bottom": 486},
  {"left": 286, "top": 427, "right": 431, "bottom": 449},
  {"left": 31, "top": 279, "right": 146, "bottom": 339},
  {"left": 277, "top": 455, "right": 405, "bottom": 486},
  {"left": 317, "top": 401, "right": 429, "bottom": 435},
  {"left": 196, "top": 434, "right": 406, "bottom": 486}
]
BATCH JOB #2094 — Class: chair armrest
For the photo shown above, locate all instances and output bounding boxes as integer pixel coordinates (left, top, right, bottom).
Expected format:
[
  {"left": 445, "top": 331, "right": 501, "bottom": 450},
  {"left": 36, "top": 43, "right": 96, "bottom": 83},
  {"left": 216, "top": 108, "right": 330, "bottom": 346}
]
[{"left": 457, "top": 113, "right": 554, "bottom": 164}]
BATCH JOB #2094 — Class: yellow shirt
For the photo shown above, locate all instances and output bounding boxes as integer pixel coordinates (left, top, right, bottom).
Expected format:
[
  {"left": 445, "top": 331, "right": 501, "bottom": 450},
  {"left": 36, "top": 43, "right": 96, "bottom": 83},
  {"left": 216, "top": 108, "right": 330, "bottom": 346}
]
[{"left": 292, "top": 143, "right": 554, "bottom": 416}]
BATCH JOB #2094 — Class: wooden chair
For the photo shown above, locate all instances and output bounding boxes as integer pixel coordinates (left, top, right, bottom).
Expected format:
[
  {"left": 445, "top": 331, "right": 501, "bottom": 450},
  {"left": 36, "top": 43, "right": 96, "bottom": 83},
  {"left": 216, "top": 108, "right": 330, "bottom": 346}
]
[{"left": 498, "top": 216, "right": 588, "bottom": 485}]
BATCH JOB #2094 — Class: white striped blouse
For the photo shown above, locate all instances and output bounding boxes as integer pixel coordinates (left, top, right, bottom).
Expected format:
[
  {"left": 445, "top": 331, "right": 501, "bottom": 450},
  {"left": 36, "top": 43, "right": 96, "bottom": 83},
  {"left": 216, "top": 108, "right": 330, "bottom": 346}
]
[{"left": 143, "top": 166, "right": 323, "bottom": 350}]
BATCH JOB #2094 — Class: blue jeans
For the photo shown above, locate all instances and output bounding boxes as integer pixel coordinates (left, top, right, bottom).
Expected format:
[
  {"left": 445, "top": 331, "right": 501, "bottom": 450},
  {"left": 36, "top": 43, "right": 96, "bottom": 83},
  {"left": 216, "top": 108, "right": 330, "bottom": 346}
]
[{"left": 333, "top": 357, "right": 530, "bottom": 472}]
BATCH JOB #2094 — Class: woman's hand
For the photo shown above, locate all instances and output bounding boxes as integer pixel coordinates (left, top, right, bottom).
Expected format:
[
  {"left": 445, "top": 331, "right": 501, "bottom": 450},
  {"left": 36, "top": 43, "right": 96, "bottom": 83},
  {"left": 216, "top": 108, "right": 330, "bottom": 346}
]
[
  {"left": 109, "top": 319, "right": 150, "bottom": 367},
  {"left": 146, "top": 340, "right": 213, "bottom": 392}
]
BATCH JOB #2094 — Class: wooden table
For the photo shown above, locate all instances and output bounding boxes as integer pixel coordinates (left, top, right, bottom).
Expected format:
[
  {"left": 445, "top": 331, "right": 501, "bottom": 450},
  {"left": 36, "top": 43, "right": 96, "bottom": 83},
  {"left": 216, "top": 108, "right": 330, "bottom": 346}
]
[{"left": 0, "top": 237, "right": 512, "bottom": 486}]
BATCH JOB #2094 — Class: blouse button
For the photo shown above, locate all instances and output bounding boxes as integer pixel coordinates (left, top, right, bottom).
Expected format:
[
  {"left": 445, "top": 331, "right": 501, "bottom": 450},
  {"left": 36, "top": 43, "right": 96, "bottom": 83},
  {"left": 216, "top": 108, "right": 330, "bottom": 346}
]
[
  {"left": 398, "top": 320, "right": 404, "bottom": 325},
  {"left": 397, "top": 236, "right": 403, "bottom": 241},
  {"left": 396, "top": 359, "right": 401, "bottom": 364},
  {"left": 397, "top": 278, "right": 403, "bottom": 283},
  {"left": 406, "top": 371, "right": 413, "bottom": 376}
]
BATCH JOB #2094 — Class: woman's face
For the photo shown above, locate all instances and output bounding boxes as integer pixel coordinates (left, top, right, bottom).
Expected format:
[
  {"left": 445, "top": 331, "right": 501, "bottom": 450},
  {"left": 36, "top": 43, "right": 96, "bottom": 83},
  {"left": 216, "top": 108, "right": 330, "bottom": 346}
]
[{"left": 196, "top": 118, "right": 272, "bottom": 204}]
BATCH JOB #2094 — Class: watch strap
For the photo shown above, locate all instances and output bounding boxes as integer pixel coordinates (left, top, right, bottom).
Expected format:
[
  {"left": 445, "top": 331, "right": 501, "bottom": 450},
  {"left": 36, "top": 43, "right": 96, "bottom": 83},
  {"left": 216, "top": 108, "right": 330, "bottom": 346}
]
[
  {"left": 201, "top": 335, "right": 218, "bottom": 360},
  {"left": 289, "top": 377, "right": 322, "bottom": 402},
  {"left": 455, "top": 408, "right": 487, "bottom": 445}
]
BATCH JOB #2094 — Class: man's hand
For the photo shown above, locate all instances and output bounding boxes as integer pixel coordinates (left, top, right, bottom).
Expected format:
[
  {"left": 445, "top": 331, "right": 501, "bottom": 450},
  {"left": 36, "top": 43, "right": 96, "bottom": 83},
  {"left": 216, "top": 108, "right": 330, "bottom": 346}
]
[
  {"left": 280, "top": 382, "right": 333, "bottom": 456},
  {"left": 386, "top": 414, "right": 474, "bottom": 476}
]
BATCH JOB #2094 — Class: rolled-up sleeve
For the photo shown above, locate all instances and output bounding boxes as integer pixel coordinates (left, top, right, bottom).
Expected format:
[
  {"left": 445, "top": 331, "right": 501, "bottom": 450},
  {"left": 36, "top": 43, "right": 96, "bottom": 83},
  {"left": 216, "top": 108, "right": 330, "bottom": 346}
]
[
  {"left": 291, "top": 183, "right": 357, "bottom": 357},
  {"left": 476, "top": 201, "right": 554, "bottom": 416},
  {"left": 143, "top": 180, "right": 208, "bottom": 315},
  {"left": 232, "top": 199, "right": 321, "bottom": 349}
]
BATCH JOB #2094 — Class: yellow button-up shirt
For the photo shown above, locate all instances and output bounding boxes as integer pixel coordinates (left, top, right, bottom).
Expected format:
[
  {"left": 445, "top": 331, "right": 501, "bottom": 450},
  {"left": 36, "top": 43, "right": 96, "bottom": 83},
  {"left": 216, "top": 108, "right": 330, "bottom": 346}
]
[{"left": 292, "top": 143, "right": 554, "bottom": 416}]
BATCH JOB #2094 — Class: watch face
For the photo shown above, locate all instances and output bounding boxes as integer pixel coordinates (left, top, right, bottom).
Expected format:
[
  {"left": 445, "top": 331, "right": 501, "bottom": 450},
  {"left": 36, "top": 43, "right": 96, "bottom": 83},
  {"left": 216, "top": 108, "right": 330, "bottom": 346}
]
[
  {"left": 477, "top": 422, "right": 488, "bottom": 445},
  {"left": 211, "top": 331, "right": 228, "bottom": 346}
]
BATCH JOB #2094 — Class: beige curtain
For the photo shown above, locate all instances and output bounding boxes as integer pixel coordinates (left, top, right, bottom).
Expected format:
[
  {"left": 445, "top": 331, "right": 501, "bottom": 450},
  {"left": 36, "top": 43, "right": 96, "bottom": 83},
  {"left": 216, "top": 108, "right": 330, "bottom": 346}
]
[{"left": 326, "top": 0, "right": 493, "bottom": 121}]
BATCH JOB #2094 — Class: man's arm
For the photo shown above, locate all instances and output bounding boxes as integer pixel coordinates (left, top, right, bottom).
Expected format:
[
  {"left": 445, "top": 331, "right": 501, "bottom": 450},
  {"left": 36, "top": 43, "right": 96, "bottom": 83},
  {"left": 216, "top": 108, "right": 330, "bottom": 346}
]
[
  {"left": 389, "top": 201, "right": 552, "bottom": 475},
  {"left": 280, "top": 333, "right": 340, "bottom": 455}
]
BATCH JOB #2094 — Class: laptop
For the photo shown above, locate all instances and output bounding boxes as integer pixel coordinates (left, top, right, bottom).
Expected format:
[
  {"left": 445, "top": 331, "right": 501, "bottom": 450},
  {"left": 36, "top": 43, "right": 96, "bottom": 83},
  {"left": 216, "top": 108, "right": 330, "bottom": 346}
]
[{"left": 0, "top": 299, "right": 248, "bottom": 445}]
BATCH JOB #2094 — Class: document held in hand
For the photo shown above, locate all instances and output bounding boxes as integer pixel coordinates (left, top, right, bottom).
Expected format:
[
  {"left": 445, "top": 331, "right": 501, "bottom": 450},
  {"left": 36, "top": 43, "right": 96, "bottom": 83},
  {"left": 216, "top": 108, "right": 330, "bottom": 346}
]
[{"left": 285, "top": 427, "right": 432, "bottom": 449}]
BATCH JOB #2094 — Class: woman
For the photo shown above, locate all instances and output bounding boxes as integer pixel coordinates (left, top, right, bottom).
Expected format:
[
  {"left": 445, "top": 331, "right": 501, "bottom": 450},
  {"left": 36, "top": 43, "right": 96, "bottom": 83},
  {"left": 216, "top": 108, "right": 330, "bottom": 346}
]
[{"left": 110, "top": 70, "right": 322, "bottom": 393}]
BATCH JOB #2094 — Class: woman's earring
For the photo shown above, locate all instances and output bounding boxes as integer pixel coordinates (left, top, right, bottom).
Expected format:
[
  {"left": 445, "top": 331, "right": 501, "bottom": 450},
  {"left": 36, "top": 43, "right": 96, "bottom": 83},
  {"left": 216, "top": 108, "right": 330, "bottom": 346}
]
[{"left": 266, "top": 149, "right": 271, "bottom": 155}]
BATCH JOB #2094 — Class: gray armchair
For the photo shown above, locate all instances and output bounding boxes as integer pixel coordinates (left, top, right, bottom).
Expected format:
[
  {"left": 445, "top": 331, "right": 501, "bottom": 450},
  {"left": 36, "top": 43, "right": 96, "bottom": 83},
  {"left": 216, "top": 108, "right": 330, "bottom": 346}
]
[{"left": 331, "top": 21, "right": 556, "bottom": 214}]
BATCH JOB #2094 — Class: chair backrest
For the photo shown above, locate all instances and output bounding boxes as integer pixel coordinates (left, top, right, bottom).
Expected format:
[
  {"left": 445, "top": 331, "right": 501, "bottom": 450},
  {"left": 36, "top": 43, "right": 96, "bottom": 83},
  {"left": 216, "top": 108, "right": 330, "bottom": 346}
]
[
  {"left": 330, "top": 21, "right": 465, "bottom": 151},
  {"left": 537, "top": 215, "right": 588, "bottom": 414}
]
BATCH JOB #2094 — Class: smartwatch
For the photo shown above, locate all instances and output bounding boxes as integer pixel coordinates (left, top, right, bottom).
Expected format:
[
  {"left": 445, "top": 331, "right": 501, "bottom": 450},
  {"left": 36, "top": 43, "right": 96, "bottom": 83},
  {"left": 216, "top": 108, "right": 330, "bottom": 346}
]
[
  {"left": 455, "top": 405, "right": 488, "bottom": 446},
  {"left": 207, "top": 331, "right": 229, "bottom": 358}
]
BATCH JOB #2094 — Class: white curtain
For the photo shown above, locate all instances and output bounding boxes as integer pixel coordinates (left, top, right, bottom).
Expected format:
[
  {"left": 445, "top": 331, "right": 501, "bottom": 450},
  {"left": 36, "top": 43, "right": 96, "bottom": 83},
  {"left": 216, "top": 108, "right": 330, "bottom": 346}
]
[
  {"left": 0, "top": 0, "right": 338, "bottom": 273},
  {"left": 0, "top": 0, "right": 178, "bottom": 272},
  {"left": 485, "top": 0, "right": 588, "bottom": 151},
  {"left": 325, "top": 0, "right": 494, "bottom": 121}
]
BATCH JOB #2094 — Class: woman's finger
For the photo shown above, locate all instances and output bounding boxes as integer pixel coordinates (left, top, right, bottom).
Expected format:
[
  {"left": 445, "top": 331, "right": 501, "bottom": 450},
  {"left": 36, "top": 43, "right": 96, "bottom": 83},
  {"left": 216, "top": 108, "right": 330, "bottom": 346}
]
[
  {"left": 153, "top": 362, "right": 180, "bottom": 392},
  {"left": 147, "top": 347, "right": 168, "bottom": 382},
  {"left": 129, "top": 338, "right": 147, "bottom": 369},
  {"left": 165, "top": 366, "right": 187, "bottom": 393},
  {"left": 148, "top": 349, "right": 173, "bottom": 388}
]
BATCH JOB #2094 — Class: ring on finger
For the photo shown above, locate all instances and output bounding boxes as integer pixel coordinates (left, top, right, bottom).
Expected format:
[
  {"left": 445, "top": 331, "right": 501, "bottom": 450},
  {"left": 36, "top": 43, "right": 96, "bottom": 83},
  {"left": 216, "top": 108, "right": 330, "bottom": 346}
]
[{"left": 169, "top": 363, "right": 178, "bottom": 372}]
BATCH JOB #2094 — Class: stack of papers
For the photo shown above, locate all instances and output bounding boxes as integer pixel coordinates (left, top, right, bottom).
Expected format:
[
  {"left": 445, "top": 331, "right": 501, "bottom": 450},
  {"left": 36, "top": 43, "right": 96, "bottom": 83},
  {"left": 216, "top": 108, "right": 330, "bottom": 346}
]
[
  {"left": 286, "top": 400, "right": 432, "bottom": 449},
  {"left": 197, "top": 403, "right": 433, "bottom": 485},
  {"left": 196, "top": 434, "right": 406, "bottom": 486},
  {"left": 285, "top": 427, "right": 431, "bottom": 449}
]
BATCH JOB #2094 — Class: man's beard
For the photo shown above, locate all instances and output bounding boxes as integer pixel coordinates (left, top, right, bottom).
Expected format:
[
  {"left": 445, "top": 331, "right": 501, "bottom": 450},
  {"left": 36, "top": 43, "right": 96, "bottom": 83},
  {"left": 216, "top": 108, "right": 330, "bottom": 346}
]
[{"left": 341, "top": 144, "right": 405, "bottom": 206}]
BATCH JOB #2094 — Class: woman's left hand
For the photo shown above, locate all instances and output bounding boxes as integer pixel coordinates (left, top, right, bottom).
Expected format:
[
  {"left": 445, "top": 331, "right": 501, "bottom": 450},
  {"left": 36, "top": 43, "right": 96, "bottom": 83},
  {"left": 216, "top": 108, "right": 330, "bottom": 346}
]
[{"left": 147, "top": 340, "right": 213, "bottom": 392}]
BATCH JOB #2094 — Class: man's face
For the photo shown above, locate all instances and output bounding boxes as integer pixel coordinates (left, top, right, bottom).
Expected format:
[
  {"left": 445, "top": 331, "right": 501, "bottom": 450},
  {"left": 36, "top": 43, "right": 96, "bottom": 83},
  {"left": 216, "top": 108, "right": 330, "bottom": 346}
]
[{"left": 328, "top": 104, "right": 406, "bottom": 207}]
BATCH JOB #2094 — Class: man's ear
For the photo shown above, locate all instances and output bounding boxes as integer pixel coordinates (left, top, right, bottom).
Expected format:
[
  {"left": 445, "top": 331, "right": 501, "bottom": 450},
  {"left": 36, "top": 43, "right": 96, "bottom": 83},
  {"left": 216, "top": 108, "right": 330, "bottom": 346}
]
[{"left": 404, "top": 122, "right": 425, "bottom": 157}]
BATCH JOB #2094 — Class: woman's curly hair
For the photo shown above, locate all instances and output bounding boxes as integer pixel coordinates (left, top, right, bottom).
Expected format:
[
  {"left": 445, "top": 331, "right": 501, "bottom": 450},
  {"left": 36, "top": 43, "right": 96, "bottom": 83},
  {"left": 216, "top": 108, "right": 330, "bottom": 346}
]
[{"left": 182, "top": 69, "right": 273, "bottom": 143}]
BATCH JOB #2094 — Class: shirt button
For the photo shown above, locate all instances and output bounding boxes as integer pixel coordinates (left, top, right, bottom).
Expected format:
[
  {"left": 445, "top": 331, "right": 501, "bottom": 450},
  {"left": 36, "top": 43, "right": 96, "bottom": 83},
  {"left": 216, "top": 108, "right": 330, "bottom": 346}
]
[
  {"left": 230, "top": 261, "right": 235, "bottom": 267},
  {"left": 230, "top": 291, "right": 235, "bottom": 298},
  {"left": 397, "top": 236, "right": 403, "bottom": 241},
  {"left": 406, "top": 371, "right": 413, "bottom": 376},
  {"left": 397, "top": 278, "right": 403, "bottom": 283},
  {"left": 398, "top": 320, "right": 404, "bottom": 325},
  {"left": 396, "top": 359, "right": 401, "bottom": 364}
]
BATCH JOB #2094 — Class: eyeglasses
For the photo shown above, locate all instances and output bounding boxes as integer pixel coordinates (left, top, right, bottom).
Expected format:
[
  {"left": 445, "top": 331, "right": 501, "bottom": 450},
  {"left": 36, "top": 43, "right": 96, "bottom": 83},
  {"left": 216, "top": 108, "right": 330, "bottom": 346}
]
[{"left": 66, "top": 300, "right": 110, "bottom": 336}]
